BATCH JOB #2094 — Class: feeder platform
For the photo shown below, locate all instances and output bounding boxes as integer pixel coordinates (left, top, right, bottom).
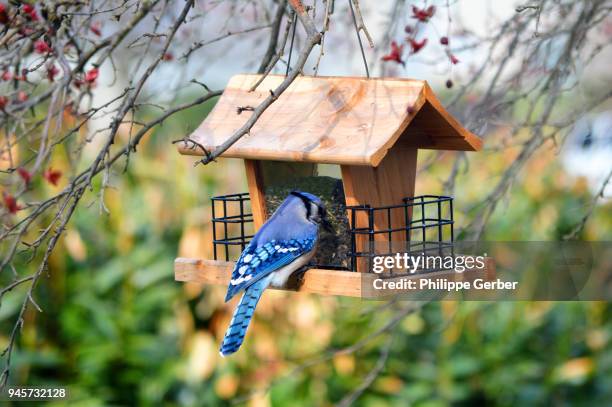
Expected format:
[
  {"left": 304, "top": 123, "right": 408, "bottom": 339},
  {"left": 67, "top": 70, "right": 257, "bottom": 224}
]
[{"left": 175, "top": 258, "right": 496, "bottom": 298}]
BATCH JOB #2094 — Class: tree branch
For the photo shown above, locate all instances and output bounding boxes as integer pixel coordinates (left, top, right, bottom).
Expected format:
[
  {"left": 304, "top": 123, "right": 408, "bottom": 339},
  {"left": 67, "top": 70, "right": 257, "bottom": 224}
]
[
  {"left": 258, "top": 0, "right": 288, "bottom": 73},
  {"left": 195, "top": 0, "right": 322, "bottom": 165}
]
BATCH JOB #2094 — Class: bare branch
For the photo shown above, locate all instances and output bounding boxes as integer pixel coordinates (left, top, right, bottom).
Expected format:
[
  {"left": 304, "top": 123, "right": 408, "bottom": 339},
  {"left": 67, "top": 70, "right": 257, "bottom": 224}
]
[
  {"left": 195, "top": 0, "right": 322, "bottom": 165},
  {"left": 336, "top": 331, "right": 395, "bottom": 407},
  {"left": 258, "top": 0, "right": 288, "bottom": 73},
  {"left": 350, "top": 0, "right": 374, "bottom": 48},
  {"left": 181, "top": 24, "right": 273, "bottom": 61},
  {"left": 564, "top": 169, "right": 612, "bottom": 240}
]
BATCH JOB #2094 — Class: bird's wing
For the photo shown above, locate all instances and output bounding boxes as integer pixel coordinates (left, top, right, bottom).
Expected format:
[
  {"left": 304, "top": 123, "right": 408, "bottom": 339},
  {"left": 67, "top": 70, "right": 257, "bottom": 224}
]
[{"left": 224, "top": 237, "right": 315, "bottom": 302}]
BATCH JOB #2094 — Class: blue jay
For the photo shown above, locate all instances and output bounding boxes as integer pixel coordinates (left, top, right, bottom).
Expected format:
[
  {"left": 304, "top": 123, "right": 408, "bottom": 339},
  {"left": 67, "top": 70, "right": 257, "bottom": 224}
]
[{"left": 219, "top": 191, "right": 332, "bottom": 356}]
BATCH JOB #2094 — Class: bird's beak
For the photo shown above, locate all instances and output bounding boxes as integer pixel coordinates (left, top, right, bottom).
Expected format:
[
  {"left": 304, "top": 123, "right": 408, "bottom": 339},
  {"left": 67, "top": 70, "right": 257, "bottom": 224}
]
[{"left": 322, "top": 217, "right": 334, "bottom": 233}]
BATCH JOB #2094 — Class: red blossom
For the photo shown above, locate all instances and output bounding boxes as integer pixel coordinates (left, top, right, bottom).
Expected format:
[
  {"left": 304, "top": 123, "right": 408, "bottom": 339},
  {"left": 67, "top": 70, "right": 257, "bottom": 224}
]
[
  {"left": 22, "top": 4, "right": 38, "bottom": 21},
  {"left": 0, "top": 3, "right": 9, "bottom": 25},
  {"left": 17, "top": 91, "right": 28, "bottom": 103},
  {"left": 1, "top": 71, "right": 11, "bottom": 81},
  {"left": 0, "top": 95, "right": 7, "bottom": 109},
  {"left": 85, "top": 67, "right": 98, "bottom": 84},
  {"left": 34, "top": 39, "right": 52, "bottom": 54},
  {"left": 381, "top": 41, "right": 405, "bottom": 66},
  {"left": 2, "top": 192, "right": 22, "bottom": 214},
  {"left": 47, "top": 64, "right": 59, "bottom": 81},
  {"left": 440, "top": 36, "right": 449, "bottom": 45},
  {"left": 90, "top": 21, "right": 102, "bottom": 36},
  {"left": 162, "top": 52, "right": 174, "bottom": 61},
  {"left": 43, "top": 168, "right": 62, "bottom": 186},
  {"left": 17, "top": 167, "right": 31, "bottom": 184},
  {"left": 449, "top": 54, "right": 460, "bottom": 64},
  {"left": 408, "top": 37, "right": 427, "bottom": 53},
  {"left": 411, "top": 5, "right": 435, "bottom": 22}
]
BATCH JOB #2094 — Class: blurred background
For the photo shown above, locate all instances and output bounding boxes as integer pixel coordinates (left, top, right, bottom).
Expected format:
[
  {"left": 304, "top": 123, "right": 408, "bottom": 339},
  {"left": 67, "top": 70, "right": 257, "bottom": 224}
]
[{"left": 0, "top": 0, "right": 611, "bottom": 405}]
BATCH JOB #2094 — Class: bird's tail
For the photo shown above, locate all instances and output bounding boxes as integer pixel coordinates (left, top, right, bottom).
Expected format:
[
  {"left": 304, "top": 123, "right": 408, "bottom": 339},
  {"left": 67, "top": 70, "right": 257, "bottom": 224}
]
[{"left": 219, "top": 276, "right": 271, "bottom": 356}]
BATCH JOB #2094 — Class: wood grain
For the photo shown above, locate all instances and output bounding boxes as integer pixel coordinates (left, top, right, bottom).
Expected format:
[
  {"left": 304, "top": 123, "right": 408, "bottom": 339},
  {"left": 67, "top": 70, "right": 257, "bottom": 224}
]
[
  {"left": 341, "top": 146, "right": 418, "bottom": 272},
  {"left": 175, "top": 258, "right": 369, "bottom": 297},
  {"left": 178, "top": 74, "right": 482, "bottom": 166},
  {"left": 244, "top": 159, "right": 268, "bottom": 229}
]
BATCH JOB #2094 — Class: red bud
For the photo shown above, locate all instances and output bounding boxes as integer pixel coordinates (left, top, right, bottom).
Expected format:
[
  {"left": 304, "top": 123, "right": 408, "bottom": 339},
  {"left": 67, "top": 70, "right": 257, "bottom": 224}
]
[
  {"left": 34, "top": 39, "right": 52, "bottom": 54},
  {"left": 0, "top": 3, "right": 9, "bottom": 25},
  {"left": 17, "top": 167, "right": 31, "bottom": 184},
  {"left": 17, "top": 91, "right": 28, "bottom": 102},
  {"left": 2, "top": 192, "right": 22, "bottom": 214},
  {"left": 411, "top": 5, "right": 436, "bottom": 22},
  {"left": 381, "top": 41, "right": 405, "bottom": 66},
  {"left": 90, "top": 21, "right": 102, "bottom": 36},
  {"left": 47, "top": 65, "right": 59, "bottom": 82},
  {"left": 85, "top": 67, "right": 98, "bottom": 84},
  {"left": 22, "top": 4, "right": 38, "bottom": 21},
  {"left": 44, "top": 168, "right": 62, "bottom": 186},
  {"left": 408, "top": 38, "right": 427, "bottom": 53}
]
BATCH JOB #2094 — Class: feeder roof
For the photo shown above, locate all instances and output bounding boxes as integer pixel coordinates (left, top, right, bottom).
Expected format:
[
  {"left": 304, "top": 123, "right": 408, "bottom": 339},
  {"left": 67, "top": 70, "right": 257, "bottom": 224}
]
[{"left": 179, "top": 74, "right": 483, "bottom": 166}]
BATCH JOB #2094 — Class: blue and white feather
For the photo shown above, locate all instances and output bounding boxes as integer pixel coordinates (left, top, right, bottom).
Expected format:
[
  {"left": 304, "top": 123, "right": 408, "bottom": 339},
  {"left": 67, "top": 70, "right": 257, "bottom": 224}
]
[{"left": 219, "top": 191, "right": 331, "bottom": 356}]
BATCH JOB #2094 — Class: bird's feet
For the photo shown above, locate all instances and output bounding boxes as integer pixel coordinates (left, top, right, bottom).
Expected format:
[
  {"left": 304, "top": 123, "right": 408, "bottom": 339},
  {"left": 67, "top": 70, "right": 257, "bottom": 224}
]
[
  {"left": 282, "top": 265, "right": 311, "bottom": 290},
  {"left": 294, "top": 265, "right": 311, "bottom": 287}
]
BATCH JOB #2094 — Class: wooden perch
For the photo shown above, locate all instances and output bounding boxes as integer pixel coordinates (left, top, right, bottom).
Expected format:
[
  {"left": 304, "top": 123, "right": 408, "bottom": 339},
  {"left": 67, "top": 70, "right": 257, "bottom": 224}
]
[{"left": 175, "top": 258, "right": 496, "bottom": 298}]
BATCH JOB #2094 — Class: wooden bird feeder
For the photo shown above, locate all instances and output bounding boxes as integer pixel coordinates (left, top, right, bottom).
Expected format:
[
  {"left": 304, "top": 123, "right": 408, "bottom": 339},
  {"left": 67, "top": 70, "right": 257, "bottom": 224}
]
[{"left": 175, "top": 74, "right": 492, "bottom": 298}]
